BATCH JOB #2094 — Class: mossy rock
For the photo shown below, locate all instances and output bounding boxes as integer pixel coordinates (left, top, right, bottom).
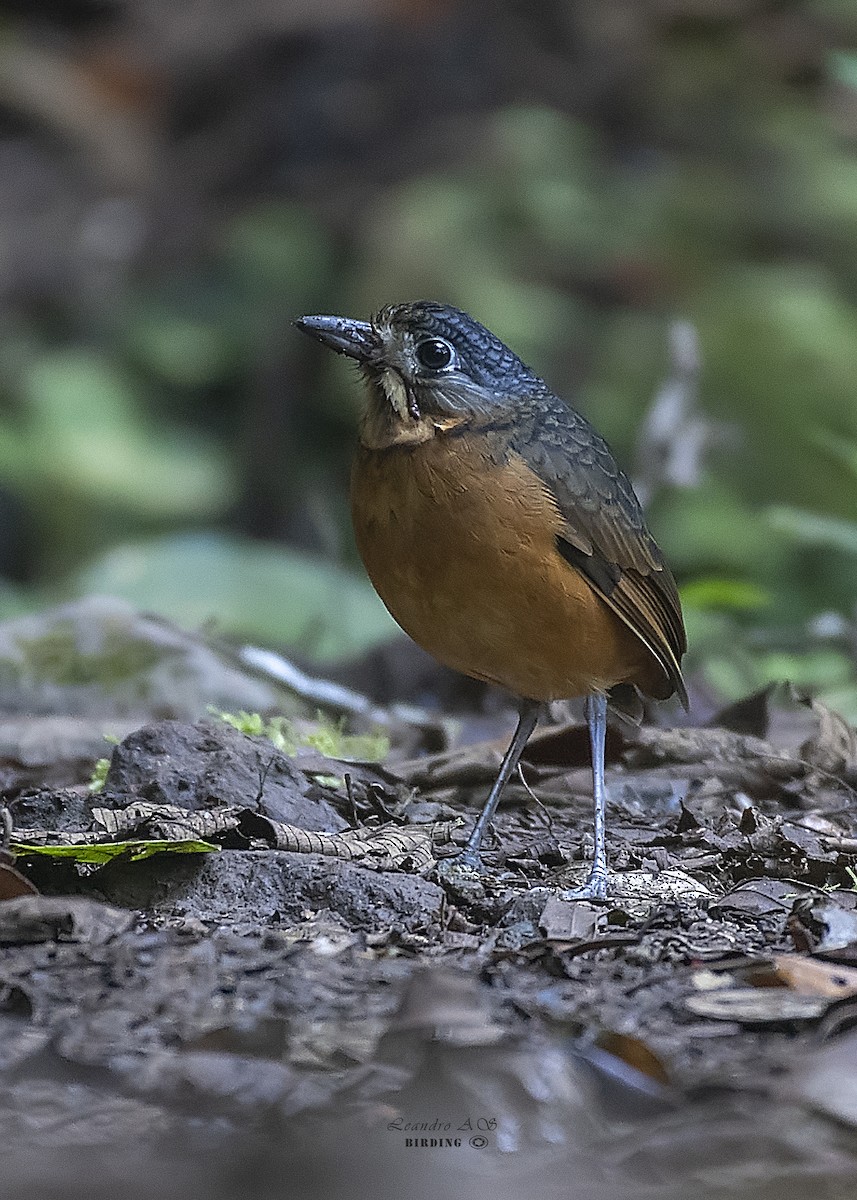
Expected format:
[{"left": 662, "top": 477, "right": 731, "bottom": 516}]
[{"left": 0, "top": 596, "right": 299, "bottom": 720}]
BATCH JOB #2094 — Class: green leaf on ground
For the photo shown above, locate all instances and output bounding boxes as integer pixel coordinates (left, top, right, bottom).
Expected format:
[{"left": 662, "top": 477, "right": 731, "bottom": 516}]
[{"left": 10, "top": 839, "right": 220, "bottom": 864}]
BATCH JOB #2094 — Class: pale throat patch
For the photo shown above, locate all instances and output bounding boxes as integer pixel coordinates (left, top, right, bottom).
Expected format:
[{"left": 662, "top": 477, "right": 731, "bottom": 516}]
[
  {"left": 380, "top": 369, "right": 412, "bottom": 421},
  {"left": 360, "top": 369, "right": 468, "bottom": 449}
]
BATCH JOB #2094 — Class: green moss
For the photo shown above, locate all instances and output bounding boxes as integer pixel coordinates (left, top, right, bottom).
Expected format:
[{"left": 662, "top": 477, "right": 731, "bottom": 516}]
[
  {"left": 213, "top": 708, "right": 389, "bottom": 763},
  {"left": 14, "top": 622, "right": 164, "bottom": 686},
  {"left": 88, "top": 757, "right": 110, "bottom": 793}
]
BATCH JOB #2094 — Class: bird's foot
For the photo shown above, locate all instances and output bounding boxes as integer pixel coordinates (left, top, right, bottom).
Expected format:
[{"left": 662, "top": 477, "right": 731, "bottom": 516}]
[
  {"left": 436, "top": 851, "right": 489, "bottom": 903},
  {"left": 443, "top": 847, "right": 483, "bottom": 872},
  {"left": 560, "top": 867, "right": 610, "bottom": 902}
]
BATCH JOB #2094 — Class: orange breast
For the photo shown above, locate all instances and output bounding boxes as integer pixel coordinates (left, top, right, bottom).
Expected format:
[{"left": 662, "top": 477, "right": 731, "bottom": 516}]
[{"left": 351, "top": 431, "right": 654, "bottom": 702}]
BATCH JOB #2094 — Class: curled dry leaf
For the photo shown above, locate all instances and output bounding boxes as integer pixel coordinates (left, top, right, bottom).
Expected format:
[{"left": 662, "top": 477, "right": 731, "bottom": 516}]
[
  {"left": 6, "top": 829, "right": 103, "bottom": 847},
  {"left": 686, "top": 950, "right": 857, "bottom": 1026},
  {"left": 594, "top": 1030, "right": 672, "bottom": 1087},
  {"left": 797, "top": 694, "right": 857, "bottom": 775},
  {"left": 93, "top": 802, "right": 241, "bottom": 842},
  {"left": 240, "top": 813, "right": 461, "bottom": 873}
]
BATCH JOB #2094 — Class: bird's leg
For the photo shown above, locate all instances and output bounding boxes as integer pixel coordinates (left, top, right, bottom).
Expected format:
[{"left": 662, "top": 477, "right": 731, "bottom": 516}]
[
  {"left": 562, "top": 691, "right": 609, "bottom": 901},
  {"left": 455, "top": 698, "right": 542, "bottom": 868}
]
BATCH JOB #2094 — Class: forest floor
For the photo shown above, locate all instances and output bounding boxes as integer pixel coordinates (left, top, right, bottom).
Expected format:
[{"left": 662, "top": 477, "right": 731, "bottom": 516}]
[{"left": 3, "top": 617, "right": 857, "bottom": 1199}]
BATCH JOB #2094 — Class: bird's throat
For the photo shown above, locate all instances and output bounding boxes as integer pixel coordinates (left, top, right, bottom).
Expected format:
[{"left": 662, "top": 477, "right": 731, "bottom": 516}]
[
  {"left": 381, "top": 369, "right": 417, "bottom": 422},
  {"left": 358, "top": 373, "right": 469, "bottom": 450},
  {"left": 359, "top": 371, "right": 426, "bottom": 449}
]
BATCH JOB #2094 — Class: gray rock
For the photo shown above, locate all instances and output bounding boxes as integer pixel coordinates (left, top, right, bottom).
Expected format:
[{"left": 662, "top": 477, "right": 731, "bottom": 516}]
[
  {"left": 0, "top": 895, "right": 134, "bottom": 944},
  {"left": 0, "top": 595, "right": 296, "bottom": 720},
  {"left": 96, "top": 849, "right": 445, "bottom": 932},
  {"left": 10, "top": 788, "right": 97, "bottom": 833},
  {"left": 0, "top": 714, "right": 144, "bottom": 793},
  {"left": 102, "top": 718, "right": 347, "bottom": 831},
  {"left": 0, "top": 715, "right": 141, "bottom": 767}
]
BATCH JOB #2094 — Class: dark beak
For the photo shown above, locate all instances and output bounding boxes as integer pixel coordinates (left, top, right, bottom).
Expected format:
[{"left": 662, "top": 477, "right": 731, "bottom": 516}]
[{"left": 294, "top": 314, "right": 380, "bottom": 363}]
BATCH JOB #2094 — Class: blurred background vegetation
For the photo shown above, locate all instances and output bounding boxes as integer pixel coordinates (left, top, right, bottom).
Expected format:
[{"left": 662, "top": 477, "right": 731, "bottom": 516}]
[{"left": 1, "top": 0, "right": 857, "bottom": 714}]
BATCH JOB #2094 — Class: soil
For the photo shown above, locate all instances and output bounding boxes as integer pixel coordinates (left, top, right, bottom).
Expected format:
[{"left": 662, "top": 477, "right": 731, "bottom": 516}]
[{"left": 3, "top": 694, "right": 857, "bottom": 1200}]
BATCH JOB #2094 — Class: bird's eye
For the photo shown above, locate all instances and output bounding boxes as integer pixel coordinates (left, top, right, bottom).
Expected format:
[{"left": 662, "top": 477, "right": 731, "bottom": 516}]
[{"left": 415, "top": 337, "right": 454, "bottom": 371}]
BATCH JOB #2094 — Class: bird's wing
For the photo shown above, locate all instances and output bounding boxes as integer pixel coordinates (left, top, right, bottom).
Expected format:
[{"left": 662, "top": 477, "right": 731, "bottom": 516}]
[{"left": 507, "top": 395, "right": 688, "bottom": 707}]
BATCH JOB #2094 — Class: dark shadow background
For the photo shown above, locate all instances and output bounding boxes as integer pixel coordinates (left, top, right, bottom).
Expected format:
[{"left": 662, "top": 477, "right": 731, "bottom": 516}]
[{"left": 1, "top": 0, "right": 857, "bottom": 711}]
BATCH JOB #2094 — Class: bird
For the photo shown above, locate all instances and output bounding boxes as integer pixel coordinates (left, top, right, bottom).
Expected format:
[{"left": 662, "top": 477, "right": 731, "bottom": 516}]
[{"left": 294, "top": 302, "right": 687, "bottom": 899}]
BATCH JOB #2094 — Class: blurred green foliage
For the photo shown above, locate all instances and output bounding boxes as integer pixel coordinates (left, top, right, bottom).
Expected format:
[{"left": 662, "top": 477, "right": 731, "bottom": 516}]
[
  {"left": 73, "top": 533, "right": 398, "bottom": 660},
  {"left": 1, "top": 8, "right": 857, "bottom": 711},
  {"left": 343, "top": 84, "right": 857, "bottom": 710}
]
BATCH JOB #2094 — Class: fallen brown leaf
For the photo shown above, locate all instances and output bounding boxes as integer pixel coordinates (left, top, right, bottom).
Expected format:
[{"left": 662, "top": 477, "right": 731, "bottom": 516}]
[{"left": 769, "top": 953, "right": 857, "bottom": 999}]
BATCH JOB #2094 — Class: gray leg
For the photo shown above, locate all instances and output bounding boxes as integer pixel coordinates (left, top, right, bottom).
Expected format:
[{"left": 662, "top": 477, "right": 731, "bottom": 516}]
[
  {"left": 456, "top": 698, "right": 542, "bottom": 867},
  {"left": 562, "top": 691, "right": 609, "bottom": 901}
]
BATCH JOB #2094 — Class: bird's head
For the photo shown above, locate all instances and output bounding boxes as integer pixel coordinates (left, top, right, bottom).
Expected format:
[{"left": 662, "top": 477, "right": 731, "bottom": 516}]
[{"left": 295, "top": 301, "right": 541, "bottom": 446}]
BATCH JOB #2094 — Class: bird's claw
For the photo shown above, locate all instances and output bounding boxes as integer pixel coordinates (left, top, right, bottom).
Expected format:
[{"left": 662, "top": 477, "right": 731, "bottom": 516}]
[
  {"left": 436, "top": 851, "right": 489, "bottom": 902},
  {"left": 436, "top": 849, "right": 484, "bottom": 880},
  {"left": 560, "top": 869, "right": 610, "bottom": 902},
  {"left": 453, "top": 847, "right": 483, "bottom": 870}
]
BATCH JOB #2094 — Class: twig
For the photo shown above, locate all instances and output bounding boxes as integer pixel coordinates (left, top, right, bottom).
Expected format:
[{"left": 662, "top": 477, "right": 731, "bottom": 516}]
[
  {"left": 238, "top": 643, "right": 437, "bottom": 731},
  {"left": 253, "top": 754, "right": 276, "bottom": 811},
  {"left": 0, "top": 806, "right": 11, "bottom": 853},
  {"left": 344, "top": 773, "right": 359, "bottom": 827},
  {"left": 517, "top": 764, "right": 554, "bottom": 834}
]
